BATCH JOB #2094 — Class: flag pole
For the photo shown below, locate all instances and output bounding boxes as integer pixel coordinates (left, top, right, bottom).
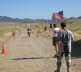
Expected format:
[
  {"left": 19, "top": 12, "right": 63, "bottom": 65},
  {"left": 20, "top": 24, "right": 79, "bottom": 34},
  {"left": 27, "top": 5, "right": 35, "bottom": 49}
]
[{"left": 57, "top": 19, "right": 59, "bottom": 25}]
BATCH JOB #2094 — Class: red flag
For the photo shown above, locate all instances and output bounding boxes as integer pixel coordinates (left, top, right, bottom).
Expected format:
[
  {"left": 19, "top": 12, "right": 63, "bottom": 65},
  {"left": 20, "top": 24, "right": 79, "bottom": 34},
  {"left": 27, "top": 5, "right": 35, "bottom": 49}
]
[{"left": 52, "top": 11, "right": 64, "bottom": 20}]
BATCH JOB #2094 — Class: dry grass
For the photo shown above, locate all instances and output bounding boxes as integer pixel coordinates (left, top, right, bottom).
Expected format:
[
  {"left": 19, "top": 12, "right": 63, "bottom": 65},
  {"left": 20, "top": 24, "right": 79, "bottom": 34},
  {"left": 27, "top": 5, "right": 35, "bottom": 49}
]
[
  {"left": 0, "top": 22, "right": 19, "bottom": 43},
  {"left": 24, "top": 21, "right": 81, "bottom": 41}
]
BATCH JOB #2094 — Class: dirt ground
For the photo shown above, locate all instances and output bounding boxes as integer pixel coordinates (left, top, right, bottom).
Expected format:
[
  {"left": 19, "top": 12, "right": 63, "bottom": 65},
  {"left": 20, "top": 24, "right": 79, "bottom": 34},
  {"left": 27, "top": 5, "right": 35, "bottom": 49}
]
[{"left": 0, "top": 28, "right": 81, "bottom": 72}]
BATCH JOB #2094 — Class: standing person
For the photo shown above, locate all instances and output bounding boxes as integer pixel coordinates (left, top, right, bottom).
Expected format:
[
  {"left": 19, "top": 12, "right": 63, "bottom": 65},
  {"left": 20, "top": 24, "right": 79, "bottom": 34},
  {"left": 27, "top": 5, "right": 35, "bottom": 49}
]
[
  {"left": 49, "top": 24, "right": 53, "bottom": 32},
  {"left": 55, "top": 22, "right": 74, "bottom": 72},
  {"left": 27, "top": 27, "right": 31, "bottom": 37},
  {"left": 52, "top": 24, "right": 60, "bottom": 57},
  {"left": 44, "top": 25, "right": 47, "bottom": 31}
]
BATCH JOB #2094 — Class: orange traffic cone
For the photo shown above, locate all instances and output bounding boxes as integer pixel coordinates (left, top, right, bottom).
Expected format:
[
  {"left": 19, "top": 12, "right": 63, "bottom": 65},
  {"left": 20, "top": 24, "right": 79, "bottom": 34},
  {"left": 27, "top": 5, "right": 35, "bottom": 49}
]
[
  {"left": 1, "top": 42, "right": 7, "bottom": 54},
  {"left": 13, "top": 34, "right": 16, "bottom": 39},
  {"left": 32, "top": 32, "right": 35, "bottom": 34},
  {"left": 36, "top": 34, "right": 38, "bottom": 37}
]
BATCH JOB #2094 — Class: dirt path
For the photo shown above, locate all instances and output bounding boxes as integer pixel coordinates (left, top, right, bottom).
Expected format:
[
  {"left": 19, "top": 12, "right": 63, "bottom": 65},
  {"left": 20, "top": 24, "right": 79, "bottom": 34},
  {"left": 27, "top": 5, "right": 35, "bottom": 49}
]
[{"left": 0, "top": 28, "right": 81, "bottom": 72}]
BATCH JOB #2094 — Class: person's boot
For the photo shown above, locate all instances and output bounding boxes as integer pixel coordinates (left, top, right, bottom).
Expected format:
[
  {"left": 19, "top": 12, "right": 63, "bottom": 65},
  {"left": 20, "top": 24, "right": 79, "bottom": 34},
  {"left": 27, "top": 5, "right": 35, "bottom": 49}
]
[
  {"left": 67, "top": 65, "right": 71, "bottom": 72},
  {"left": 55, "top": 62, "right": 61, "bottom": 72}
]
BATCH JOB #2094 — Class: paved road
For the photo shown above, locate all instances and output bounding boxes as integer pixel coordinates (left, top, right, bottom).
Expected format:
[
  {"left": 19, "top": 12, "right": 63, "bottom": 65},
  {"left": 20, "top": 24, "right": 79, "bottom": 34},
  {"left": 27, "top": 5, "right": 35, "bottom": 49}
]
[{"left": 0, "top": 28, "right": 81, "bottom": 72}]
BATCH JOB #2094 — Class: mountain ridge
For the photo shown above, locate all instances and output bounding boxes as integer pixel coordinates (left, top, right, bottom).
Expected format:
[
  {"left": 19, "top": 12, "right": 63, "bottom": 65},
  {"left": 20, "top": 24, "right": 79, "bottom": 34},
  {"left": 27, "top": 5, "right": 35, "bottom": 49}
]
[{"left": 0, "top": 16, "right": 81, "bottom": 23}]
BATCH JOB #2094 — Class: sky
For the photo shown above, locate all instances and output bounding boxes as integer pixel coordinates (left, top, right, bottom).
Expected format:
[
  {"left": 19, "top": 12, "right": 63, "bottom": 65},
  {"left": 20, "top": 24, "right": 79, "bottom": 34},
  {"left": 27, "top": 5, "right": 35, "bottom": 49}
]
[{"left": 0, "top": 0, "right": 81, "bottom": 19}]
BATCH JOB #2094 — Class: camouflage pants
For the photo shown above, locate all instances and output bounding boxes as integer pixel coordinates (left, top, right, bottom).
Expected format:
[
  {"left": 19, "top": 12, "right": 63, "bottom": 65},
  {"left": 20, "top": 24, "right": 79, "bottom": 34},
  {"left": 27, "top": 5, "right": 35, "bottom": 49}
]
[{"left": 57, "top": 52, "right": 71, "bottom": 71}]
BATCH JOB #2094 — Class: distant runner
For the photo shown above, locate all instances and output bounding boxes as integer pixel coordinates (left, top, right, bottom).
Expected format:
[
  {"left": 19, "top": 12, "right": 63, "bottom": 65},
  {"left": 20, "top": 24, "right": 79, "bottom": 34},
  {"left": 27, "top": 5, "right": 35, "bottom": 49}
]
[
  {"left": 55, "top": 22, "right": 74, "bottom": 72},
  {"left": 27, "top": 27, "right": 31, "bottom": 37},
  {"left": 44, "top": 25, "right": 47, "bottom": 31},
  {"left": 49, "top": 23, "right": 53, "bottom": 32},
  {"left": 52, "top": 24, "right": 60, "bottom": 57}
]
